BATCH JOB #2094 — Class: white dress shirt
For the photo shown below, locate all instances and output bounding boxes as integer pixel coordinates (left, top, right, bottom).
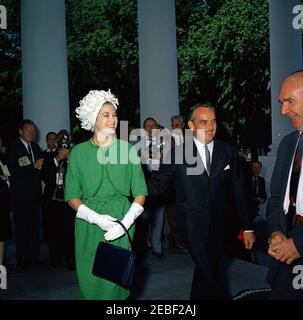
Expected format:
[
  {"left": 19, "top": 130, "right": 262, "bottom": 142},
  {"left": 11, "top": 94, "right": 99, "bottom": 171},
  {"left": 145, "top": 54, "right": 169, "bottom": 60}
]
[
  {"left": 283, "top": 138, "right": 303, "bottom": 217},
  {"left": 146, "top": 136, "right": 161, "bottom": 172},
  {"left": 171, "top": 129, "right": 184, "bottom": 146},
  {"left": 20, "top": 138, "right": 35, "bottom": 162},
  {"left": 193, "top": 138, "right": 214, "bottom": 172},
  {"left": 134, "top": 136, "right": 160, "bottom": 172}
]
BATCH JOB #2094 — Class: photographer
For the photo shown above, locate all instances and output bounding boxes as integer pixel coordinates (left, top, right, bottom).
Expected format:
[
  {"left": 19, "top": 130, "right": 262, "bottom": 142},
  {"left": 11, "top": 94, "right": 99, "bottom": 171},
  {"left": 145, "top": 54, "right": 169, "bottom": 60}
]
[{"left": 41, "top": 132, "right": 75, "bottom": 271}]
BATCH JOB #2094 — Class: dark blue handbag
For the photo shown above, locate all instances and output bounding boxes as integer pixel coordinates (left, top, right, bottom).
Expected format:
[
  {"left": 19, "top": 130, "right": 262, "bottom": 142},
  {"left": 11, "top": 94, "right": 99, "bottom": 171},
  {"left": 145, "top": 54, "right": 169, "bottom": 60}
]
[{"left": 92, "top": 220, "right": 135, "bottom": 289}]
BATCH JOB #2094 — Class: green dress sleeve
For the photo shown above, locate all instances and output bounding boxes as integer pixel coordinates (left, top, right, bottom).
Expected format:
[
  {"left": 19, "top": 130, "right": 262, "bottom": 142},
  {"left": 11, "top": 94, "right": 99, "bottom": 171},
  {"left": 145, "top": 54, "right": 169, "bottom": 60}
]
[{"left": 65, "top": 147, "right": 82, "bottom": 201}]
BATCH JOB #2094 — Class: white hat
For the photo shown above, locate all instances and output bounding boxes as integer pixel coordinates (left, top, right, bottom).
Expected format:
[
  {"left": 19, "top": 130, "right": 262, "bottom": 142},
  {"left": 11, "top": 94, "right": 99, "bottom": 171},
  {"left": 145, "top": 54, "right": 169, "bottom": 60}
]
[{"left": 76, "top": 89, "right": 119, "bottom": 131}]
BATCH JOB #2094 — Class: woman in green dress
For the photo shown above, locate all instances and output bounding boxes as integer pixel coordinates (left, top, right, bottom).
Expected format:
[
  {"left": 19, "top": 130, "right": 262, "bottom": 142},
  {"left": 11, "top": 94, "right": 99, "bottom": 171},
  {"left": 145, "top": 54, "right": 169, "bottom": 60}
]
[{"left": 65, "top": 89, "right": 147, "bottom": 300}]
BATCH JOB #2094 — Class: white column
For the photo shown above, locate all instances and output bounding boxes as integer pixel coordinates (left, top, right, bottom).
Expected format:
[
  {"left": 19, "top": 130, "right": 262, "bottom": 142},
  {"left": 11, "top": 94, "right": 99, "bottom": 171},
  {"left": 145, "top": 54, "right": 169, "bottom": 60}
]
[
  {"left": 21, "top": 0, "right": 70, "bottom": 148},
  {"left": 259, "top": 0, "right": 302, "bottom": 209},
  {"left": 268, "top": 0, "right": 302, "bottom": 153},
  {"left": 138, "top": 0, "right": 179, "bottom": 129}
]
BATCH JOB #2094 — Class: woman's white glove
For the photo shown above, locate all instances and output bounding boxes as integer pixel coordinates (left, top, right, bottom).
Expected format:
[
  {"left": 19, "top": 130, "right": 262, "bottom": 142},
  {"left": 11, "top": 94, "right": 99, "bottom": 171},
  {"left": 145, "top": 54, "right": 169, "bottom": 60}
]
[
  {"left": 104, "top": 202, "right": 144, "bottom": 241},
  {"left": 76, "top": 204, "right": 117, "bottom": 231}
]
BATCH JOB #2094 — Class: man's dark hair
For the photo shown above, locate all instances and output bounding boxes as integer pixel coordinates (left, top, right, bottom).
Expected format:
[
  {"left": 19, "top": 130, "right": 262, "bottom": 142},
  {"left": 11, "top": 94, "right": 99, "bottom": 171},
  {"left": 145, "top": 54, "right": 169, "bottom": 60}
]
[
  {"left": 170, "top": 115, "right": 184, "bottom": 122},
  {"left": 46, "top": 132, "right": 57, "bottom": 140},
  {"left": 188, "top": 102, "right": 215, "bottom": 121},
  {"left": 57, "top": 129, "right": 69, "bottom": 136},
  {"left": 19, "top": 119, "right": 36, "bottom": 130},
  {"left": 251, "top": 160, "right": 262, "bottom": 168},
  {"left": 143, "top": 117, "right": 158, "bottom": 128}
]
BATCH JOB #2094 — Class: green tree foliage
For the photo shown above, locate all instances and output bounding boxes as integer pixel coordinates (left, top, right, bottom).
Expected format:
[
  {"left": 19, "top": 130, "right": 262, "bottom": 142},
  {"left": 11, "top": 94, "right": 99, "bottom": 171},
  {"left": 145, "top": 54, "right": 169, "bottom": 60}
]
[
  {"left": 177, "top": 0, "right": 271, "bottom": 146},
  {"left": 204, "top": 0, "right": 225, "bottom": 16},
  {"left": 66, "top": 0, "right": 139, "bottom": 130},
  {"left": 0, "top": 0, "right": 21, "bottom": 145},
  {"left": 0, "top": 0, "right": 271, "bottom": 149}
]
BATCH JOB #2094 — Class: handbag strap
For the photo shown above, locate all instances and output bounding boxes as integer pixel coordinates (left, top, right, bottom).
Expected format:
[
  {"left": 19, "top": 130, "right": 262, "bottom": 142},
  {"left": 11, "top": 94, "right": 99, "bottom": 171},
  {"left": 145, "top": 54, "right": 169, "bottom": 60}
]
[{"left": 114, "top": 220, "right": 134, "bottom": 251}]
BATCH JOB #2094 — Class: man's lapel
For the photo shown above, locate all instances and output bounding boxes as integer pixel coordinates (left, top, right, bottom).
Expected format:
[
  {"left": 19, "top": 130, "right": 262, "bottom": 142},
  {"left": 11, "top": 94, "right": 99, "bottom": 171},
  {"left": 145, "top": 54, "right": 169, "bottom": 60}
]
[
  {"left": 183, "top": 136, "right": 207, "bottom": 176},
  {"left": 18, "top": 138, "right": 29, "bottom": 156},
  {"left": 209, "top": 139, "right": 225, "bottom": 177},
  {"left": 281, "top": 131, "right": 301, "bottom": 195}
]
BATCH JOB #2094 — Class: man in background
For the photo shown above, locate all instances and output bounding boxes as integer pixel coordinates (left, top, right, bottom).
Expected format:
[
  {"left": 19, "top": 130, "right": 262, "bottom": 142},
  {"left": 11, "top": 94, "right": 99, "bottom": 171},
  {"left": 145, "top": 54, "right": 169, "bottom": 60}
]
[
  {"left": 250, "top": 160, "right": 267, "bottom": 220},
  {"left": 6, "top": 119, "right": 44, "bottom": 271},
  {"left": 166, "top": 115, "right": 187, "bottom": 253},
  {"left": 41, "top": 132, "right": 57, "bottom": 159}
]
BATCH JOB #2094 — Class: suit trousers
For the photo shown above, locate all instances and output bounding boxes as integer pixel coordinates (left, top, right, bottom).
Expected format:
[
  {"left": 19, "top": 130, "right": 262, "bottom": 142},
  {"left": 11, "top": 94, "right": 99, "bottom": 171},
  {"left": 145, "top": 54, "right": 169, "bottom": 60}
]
[
  {"left": 190, "top": 262, "right": 228, "bottom": 300},
  {"left": 12, "top": 201, "right": 41, "bottom": 267},
  {"left": 189, "top": 236, "right": 228, "bottom": 300},
  {"left": 269, "top": 257, "right": 303, "bottom": 300},
  {"left": 48, "top": 200, "right": 75, "bottom": 263},
  {"left": 41, "top": 198, "right": 51, "bottom": 243},
  {"left": 150, "top": 202, "right": 166, "bottom": 253},
  {"left": 133, "top": 209, "right": 150, "bottom": 259}
]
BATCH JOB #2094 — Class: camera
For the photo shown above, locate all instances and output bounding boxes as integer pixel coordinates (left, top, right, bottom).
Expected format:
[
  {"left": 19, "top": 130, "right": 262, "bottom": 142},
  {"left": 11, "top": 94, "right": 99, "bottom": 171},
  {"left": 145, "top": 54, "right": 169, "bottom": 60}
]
[{"left": 57, "top": 132, "right": 72, "bottom": 150}]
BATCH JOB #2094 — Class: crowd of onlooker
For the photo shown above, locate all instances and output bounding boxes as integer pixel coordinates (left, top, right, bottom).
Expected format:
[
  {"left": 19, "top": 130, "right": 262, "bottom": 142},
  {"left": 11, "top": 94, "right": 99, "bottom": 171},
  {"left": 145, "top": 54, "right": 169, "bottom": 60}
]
[
  {"left": 0, "top": 114, "right": 266, "bottom": 273},
  {"left": 0, "top": 121, "right": 75, "bottom": 272}
]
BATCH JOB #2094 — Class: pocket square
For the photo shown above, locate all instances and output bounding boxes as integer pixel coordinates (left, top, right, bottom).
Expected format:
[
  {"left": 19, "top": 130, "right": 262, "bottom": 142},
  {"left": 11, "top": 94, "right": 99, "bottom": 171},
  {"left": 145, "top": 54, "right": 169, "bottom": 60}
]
[{"left": 224, "top": 164, "right": 230, "bottom": 170}]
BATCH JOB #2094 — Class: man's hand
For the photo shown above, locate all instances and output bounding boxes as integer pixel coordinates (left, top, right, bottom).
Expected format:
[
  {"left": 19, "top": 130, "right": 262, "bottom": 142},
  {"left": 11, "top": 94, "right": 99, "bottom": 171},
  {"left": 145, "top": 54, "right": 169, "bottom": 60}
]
[
  {"left": 269, "top": 238, "right": 301, "bottom": 264},
  {"left": 269, "top": 231, "right": 286, "bottom": 245},
  {"left": 268, "top": 231, "right": 287, "bottom": 258},
  {"left": 56, "top": 148, "right": 69, "bottom": 161},
  {"left": 243, "top": 231, "right": 256, "bottom": 249},
  {"left": 259, "top": 197, "right": 265, "bottom": 204},
  {"left": 34, "top": 158, "right": 44, "bottom": 170}
]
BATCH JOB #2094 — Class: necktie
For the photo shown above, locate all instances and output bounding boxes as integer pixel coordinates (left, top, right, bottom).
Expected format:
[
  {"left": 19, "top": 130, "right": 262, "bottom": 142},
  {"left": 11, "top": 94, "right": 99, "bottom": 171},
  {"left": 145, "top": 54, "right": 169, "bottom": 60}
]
[
  {"left": 287, "top": 134, "right": 303, "bottom": 230},
  {"left": 27, "top": 143, "right": 33, "bottom": 163},
  {"left": 205, "top": 144, "right": 211, "bottom": 176},
  {"left": 148, "top": 139, "right": 153, "bottom": 159}
]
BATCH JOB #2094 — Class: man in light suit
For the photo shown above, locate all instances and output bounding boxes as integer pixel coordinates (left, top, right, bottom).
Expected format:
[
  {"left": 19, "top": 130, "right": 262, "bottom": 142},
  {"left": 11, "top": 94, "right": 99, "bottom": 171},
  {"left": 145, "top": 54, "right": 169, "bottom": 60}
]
[
  {"left": 267, "top": 70, "right": 303, "bottom": 300},
  {"left": 149, "top": 103, "right": 255, "bottom": 299}
]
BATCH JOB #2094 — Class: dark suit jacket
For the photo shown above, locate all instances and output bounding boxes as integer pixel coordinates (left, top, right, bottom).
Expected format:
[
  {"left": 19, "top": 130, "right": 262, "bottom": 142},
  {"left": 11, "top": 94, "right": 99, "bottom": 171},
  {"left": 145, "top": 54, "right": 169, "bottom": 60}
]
[
  {"left": 267, "top": 130, "right": 303, "bottom": 283},
  {"left": 5, "top": 138, "right": 42, "bottom": 203},
  {"left": 0, "top": 154, "right": 11, "bottom": 241},
  {"left": 0, "top": 156, "right": 10, "bottom": 209},
  {"left": 41, "top": 149, "right": 57, "bottom": 160},
  {"left": 41, "top": 151, "right": 68, "bottom": 202},
  {"left": 250, "top": 176, "right": 267, "bottom": 218},
  {"left": 149, "top": 137, "right": 253, "bottom": 270}
]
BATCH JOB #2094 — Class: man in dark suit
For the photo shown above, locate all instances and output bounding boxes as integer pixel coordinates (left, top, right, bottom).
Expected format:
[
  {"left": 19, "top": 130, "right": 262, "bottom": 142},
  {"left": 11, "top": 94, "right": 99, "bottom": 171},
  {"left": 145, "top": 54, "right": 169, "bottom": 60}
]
[
  {"left": 267, "top": 70, "right": 303, "bottom": 300},
  {"left": 5, "top": 119, "right": 44, "bottom": 271},
  {"left": 41, "top": 132, "right": 75, "bottom": 270},
  {"left": 166, "top": 115, "right": 188, "bottom": 252},
  {"left": 41, "top": 131, "right": 57, "bottom": 243},
  {"left": 149, "top": 103, "right": 255, "bottom": 299},
  {"left": 250, "top": 160, "right": 267, "bottom": 219},
  {"left": 41, "top": 131, "right": 57, "bottom": 159},
  {"left": 0, "top": 153, "right": 12, "bottom": 266},
  {"left": 134, "top": 117, "right": 167, "bottom": 257}
]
